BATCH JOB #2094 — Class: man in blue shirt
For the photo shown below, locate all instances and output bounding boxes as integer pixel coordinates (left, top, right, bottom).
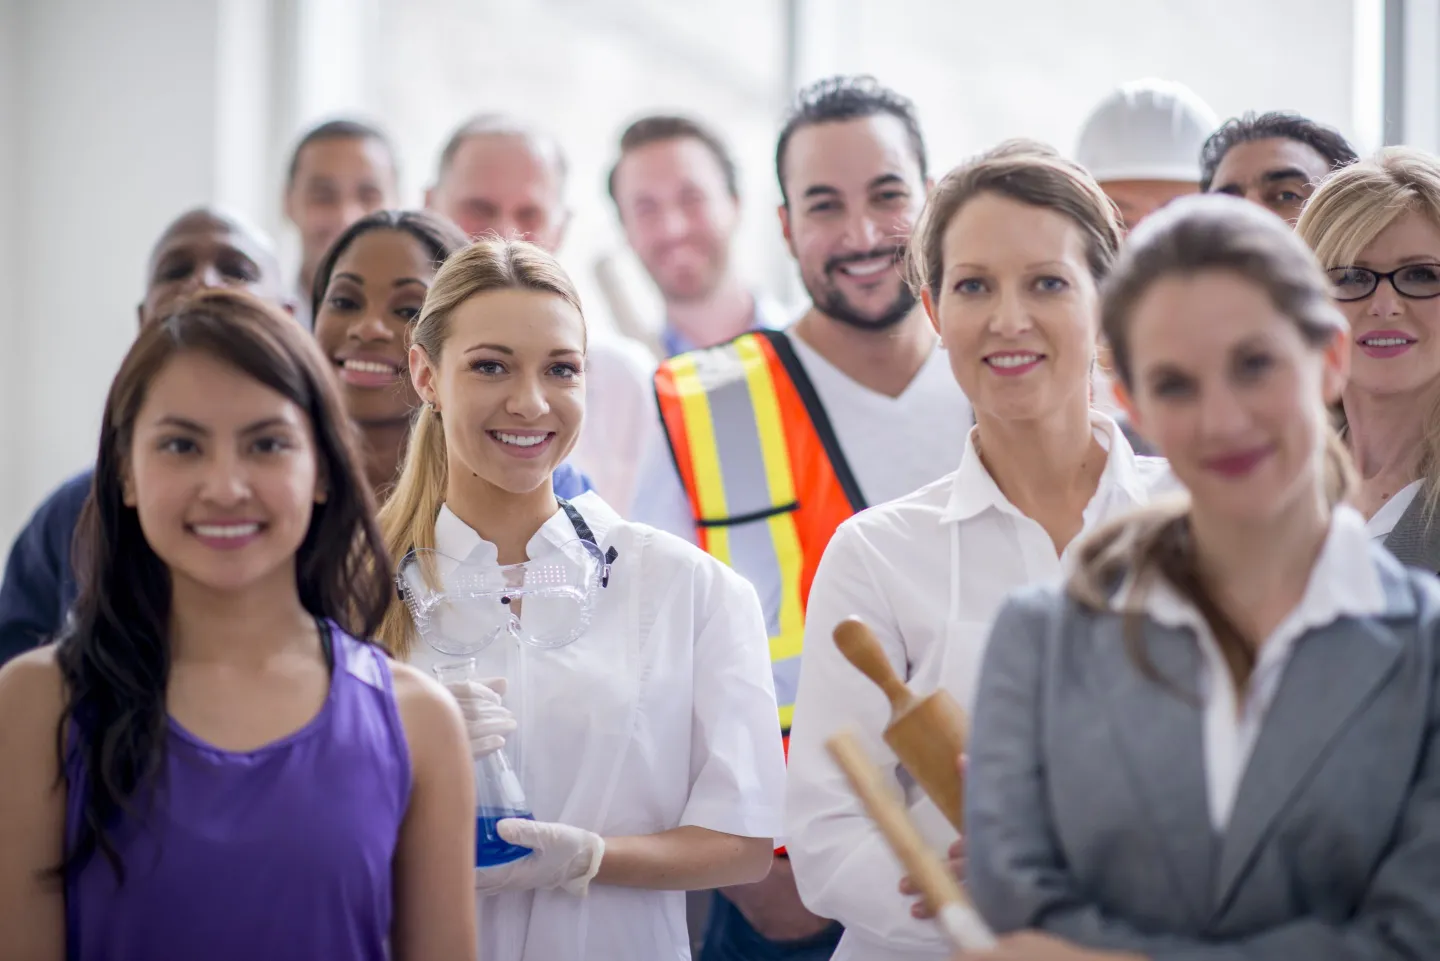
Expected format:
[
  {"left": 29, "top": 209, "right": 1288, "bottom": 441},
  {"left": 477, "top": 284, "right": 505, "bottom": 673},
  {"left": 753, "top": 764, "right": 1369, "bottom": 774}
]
[{"left": 0, "top": 206, "right": 590, "bottom": 664}]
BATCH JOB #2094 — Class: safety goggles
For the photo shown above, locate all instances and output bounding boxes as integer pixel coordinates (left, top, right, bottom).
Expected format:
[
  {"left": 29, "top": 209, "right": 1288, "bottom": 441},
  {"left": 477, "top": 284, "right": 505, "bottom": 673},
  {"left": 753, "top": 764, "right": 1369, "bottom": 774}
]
[{"left": 398, "top": 500, "right": 617, "bottom": 655}]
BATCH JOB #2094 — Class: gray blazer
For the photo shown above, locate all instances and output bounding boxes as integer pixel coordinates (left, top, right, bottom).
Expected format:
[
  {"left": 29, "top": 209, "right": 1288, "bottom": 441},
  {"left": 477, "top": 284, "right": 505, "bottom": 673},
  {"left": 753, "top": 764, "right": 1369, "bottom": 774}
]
[
  {"left": 965, "top": 546, "right": 1440, "bottom": 960},
  {"left": 1385, "top": 487, "right": 1440, "bottom": 573}
]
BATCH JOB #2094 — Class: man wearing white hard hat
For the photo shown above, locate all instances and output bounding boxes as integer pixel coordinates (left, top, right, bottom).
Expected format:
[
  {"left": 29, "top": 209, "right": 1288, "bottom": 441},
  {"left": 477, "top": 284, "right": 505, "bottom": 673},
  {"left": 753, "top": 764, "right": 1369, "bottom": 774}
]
[{"left": 1074, "top": 78, "right": 1219, "bottom": 231}]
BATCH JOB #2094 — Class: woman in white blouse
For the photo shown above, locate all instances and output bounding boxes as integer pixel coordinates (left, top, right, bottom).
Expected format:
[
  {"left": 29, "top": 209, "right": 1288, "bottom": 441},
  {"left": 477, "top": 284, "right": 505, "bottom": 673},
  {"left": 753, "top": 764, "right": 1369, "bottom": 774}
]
[
  {"left": 783, "top": 141, "right": 1167, "bottom": 961},
  {"left": 1297, "top": 147, "right": 1440, "bottom": 568},
  {"left": 959, "top": 195, "right": 1440, "bottom": 960}
]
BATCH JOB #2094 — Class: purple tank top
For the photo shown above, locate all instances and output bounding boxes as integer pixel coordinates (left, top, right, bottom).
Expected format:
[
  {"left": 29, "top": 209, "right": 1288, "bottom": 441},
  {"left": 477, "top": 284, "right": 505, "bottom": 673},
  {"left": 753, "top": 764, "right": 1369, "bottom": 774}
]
[{"left": 64, "top": 623, "right": 411, "bottom": 961}]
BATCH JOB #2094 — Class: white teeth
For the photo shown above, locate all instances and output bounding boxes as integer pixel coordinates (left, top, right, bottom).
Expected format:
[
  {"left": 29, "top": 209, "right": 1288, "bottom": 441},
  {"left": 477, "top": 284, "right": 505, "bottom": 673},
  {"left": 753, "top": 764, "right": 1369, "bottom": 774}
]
[
  {"left": 1362, "top": 337, "right": 1413, "bottom": 347},
  {"left": 342, "top": 359, "right": 399, "bottom": 374},
  {"left": 494, "top": 432, "right": 547, "bottom": 448},
  {"left": 192, "top": 523, "right": 260, "bottom": 538},
  {"left": 839, "top": 259, "right": 891, "bottom": 277},
  {"left": 987, "top": 353, "right": 1041, "bottom": 368}
]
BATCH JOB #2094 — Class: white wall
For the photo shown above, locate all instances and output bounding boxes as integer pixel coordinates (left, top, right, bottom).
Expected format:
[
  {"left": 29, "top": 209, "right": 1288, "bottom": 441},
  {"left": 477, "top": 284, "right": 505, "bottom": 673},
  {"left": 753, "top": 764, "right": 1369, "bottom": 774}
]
[
  {"left": 0, "top": 0, "right": 21, "bottom": 544},
  {"left": 0, "top": 0, "right": 316, "bottom": 552}
]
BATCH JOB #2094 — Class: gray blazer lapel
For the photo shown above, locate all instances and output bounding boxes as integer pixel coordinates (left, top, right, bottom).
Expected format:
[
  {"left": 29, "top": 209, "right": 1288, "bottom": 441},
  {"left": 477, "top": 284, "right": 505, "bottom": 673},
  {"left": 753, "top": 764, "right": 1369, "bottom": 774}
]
[
  {"left": 1383, "top": 486, "right": 1440, "bottom": 572},
  {"left": 1095, "top": 617, "right": 1216, "bottom": 926},
  {"left": 1212, "top": 612, "right": 1407, "bottom": 912}
]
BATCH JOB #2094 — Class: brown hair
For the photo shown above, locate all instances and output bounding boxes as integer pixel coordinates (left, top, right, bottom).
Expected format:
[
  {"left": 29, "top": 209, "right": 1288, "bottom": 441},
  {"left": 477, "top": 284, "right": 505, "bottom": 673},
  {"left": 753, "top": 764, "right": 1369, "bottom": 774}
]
[
  {"left": 375, "top": 238, "right": 585, "bottom": 658},
  {"left": 607, "top": 114, "right": 739, "bottom": 201},
  {"left": 906, "top": 138, "right": 1122, "bottom": 304},
  {"left": 1297, "top": 146, "right": 1440, "bottom": 523},
  {"left": 1071, "top": 194, "right": 1354, "bottom": 696}
]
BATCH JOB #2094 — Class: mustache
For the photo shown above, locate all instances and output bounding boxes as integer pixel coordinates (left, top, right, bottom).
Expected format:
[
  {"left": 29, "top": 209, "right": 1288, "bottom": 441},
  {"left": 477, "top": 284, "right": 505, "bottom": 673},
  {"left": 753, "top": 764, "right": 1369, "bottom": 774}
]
[{"left": 824, "top": 245, "right": 907, "bottom": 277}]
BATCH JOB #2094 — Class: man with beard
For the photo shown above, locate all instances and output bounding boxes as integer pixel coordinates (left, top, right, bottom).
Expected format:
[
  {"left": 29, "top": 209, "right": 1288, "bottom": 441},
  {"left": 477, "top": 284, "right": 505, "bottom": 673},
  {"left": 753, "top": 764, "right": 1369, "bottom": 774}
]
[
  {"left": 631, "top": 75, "right": 971, "bottom": 961},
  {"left": 608, "top": 114, "right": 788, "bottom": 357}
]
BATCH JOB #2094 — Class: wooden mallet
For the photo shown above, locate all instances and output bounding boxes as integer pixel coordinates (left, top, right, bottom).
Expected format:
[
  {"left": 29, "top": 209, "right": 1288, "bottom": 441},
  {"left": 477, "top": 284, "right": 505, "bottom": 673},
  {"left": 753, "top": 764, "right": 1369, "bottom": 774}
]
[
  {"left": 833, "top": 616, "right": 969, "bottom": 832},
  {"left": 827, "top": 729, "right": 996, "bottom": 951}
]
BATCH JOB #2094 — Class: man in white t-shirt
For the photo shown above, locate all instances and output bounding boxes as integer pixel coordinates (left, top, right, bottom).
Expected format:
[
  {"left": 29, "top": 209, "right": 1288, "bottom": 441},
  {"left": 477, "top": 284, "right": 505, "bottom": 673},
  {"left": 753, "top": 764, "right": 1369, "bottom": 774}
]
[
  {"left": 426, "top": 114, "right": 657, "bottom": 513},
  {"left": 632, "top": 75, "right": 970, "bottom": 961}
]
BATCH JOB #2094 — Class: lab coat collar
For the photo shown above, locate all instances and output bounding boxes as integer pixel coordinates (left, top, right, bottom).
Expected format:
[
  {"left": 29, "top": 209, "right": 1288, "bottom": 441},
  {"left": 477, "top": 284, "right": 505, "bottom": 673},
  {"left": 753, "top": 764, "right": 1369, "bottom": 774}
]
[
  {"left": 1118, "top": 505, "right": 1387, "bottom": 636},
  {"left": 434, "top": 490, "right": 620, "bottom": 567},
  {"left": 940, "top": 410, "right": 1150, "bottom": 525}
]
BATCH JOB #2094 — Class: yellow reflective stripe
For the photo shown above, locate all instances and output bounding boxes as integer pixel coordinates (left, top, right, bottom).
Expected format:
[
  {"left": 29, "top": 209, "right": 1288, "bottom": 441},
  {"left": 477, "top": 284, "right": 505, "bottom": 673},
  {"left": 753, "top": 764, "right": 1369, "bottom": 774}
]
[
  {"left": 667, "top": 353, "right": 730, "bottom": 566},
  {"left": 735, "top": 337, "right": 806, "bottom": 669},
  {"left": 778, "top": 702, "right": 794, "bottom": 732}
]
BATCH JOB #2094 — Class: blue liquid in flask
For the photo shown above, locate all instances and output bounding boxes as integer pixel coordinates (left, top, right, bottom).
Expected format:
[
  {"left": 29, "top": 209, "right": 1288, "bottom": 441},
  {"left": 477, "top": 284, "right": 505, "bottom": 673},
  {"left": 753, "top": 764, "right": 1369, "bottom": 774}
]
[{"left": 476, "top": 808, "right": 535, "bottom": 867}]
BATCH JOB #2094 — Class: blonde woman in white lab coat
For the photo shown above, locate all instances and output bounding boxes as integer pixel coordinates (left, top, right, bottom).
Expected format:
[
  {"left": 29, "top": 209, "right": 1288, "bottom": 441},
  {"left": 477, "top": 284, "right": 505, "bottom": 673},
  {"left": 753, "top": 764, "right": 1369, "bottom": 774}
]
[
  {"left": 783, "top": 142, "right": 1170, "bottom": 961},
  {"left": 377, "top": 237, "right": 786, "bottom": 960}
]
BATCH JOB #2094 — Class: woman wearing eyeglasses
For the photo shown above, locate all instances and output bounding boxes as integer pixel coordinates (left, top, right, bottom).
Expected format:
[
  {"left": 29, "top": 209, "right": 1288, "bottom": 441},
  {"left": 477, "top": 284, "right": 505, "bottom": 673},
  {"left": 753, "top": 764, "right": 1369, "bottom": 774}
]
[{"left": 1298, "top": 148, "right": 1440, "bottom": 570}]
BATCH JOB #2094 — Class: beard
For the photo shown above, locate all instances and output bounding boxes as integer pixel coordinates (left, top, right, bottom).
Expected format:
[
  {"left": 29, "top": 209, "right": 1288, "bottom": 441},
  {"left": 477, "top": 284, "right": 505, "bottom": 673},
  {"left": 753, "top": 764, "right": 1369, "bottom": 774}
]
[{"left": 804, "top": 244, "right": 915, "bottom": 331}]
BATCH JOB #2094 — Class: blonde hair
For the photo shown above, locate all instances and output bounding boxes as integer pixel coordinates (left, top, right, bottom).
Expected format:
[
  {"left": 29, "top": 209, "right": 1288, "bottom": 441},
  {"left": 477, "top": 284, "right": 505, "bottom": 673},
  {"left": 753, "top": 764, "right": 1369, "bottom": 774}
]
[
  {"left": 1297, "top": 146, "right": 1440, "bottom": 523},
  {"left": 906, "top": 138, "right": 1123, "bottom": 302},
  {"left": 1071, "top": 195, "right": 1355, "bottom": 696},
  {"left": 376, "top": 237, "right": 584, "bottom": 657}
]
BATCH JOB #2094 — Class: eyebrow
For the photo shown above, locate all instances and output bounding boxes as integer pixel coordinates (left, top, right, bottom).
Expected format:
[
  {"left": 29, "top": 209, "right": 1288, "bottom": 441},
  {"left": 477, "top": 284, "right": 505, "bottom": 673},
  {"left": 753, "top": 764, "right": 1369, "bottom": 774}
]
[
  {"left": 867, "top": 173, "right": 907, "bottom": 191},
  {"left": 1260, "top": 167, "right": 1312, "bottom": 184},
  {"left": 802, "top": 184, "right": 840, "bottom": 200},
  {"left": 333, "top": 271, "right": 427, "bottom": 290},
  {"left": 1354, "top": 254, "right": 1440, "bottom": 268},
  {"left": 464, "top": 343, "right": 584, "bottom": 358},
  {"left": 153, "top": 415, "right": 292, "bottom": 435}
]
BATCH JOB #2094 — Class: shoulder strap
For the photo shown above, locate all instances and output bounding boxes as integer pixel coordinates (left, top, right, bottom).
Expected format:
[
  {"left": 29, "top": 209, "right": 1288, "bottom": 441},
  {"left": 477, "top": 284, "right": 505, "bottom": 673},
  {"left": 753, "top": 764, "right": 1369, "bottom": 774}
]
[{"left": 758, "top": 329, "right": 867, "bottom": 513}]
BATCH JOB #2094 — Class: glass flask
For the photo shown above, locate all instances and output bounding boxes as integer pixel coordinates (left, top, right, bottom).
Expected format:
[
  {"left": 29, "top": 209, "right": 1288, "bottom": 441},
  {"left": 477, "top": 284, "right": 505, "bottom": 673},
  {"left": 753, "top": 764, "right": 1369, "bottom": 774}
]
[{"left": 432, "top": 659, "right": 535, "bottom": 867}]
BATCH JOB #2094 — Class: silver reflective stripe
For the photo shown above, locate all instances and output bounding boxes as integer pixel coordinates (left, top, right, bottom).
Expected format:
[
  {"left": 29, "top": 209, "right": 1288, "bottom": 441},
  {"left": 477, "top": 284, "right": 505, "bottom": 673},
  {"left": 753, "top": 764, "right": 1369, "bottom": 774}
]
[
  {"left": 772, "top": 654, "right": 803, "bottom": 710},
  {"left": 695, "top": 342, "right": 788, "bottom": 639}
]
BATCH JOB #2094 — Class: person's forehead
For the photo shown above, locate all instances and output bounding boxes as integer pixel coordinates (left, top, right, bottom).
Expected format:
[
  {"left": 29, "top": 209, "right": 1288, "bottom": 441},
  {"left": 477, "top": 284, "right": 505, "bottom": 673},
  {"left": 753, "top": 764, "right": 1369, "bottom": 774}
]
[
  {"left": 150, "top": 221, "right": 252, "bottom": 263},
  {"left": 295, "top": 135, "right": 393, "bottom": 181},
  {"left": 783, "top": 115, "right": 919, "bottom": 190},
  {"left": 446, "top": 134, "right": 559, "bottom": 190},
  {"left": 1215, "top": 137, "right": 1329, "bottom": 183}
]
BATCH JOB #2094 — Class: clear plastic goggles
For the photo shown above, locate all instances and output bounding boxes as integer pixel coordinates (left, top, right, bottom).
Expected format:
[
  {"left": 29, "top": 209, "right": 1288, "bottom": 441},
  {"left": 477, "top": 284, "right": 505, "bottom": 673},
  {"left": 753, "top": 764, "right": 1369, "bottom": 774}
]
[{"left": 399, "top": 538, "right": 607, "bottom": 655}]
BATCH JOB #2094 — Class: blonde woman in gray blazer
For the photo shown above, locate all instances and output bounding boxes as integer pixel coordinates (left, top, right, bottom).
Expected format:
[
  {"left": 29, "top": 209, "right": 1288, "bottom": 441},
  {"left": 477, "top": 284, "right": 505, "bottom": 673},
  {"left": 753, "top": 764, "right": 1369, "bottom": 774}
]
[{"left": 960, "top": 197, "right": 1440, "bottom": 961}]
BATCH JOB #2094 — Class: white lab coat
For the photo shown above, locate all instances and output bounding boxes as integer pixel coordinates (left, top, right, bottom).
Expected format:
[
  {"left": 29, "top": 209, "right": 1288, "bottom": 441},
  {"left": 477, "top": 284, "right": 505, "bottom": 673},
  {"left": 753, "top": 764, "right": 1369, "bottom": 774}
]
[{"left": 410, "top": 491, "right": 787, "bottom": 960}]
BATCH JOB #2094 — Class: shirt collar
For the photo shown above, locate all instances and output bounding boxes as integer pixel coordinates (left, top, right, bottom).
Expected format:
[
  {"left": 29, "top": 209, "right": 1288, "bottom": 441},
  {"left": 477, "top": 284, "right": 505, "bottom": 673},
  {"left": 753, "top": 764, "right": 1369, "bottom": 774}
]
[
  {"left": 433, "top": 499, "right": 587, "bottom": 568},
  {"left": 940, "top": 410, "right": 1151, "bottom": 525},
  {"left": 1125, "top": 505, "right": 1386, "bottom": 636}
]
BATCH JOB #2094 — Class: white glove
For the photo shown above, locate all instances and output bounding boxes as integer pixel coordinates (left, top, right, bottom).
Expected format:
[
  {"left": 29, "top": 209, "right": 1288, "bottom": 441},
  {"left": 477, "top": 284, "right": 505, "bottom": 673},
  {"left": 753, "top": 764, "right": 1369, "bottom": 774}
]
[
  {"left": 473, "top": 819, "right": 604, "bottom": 897},
  {"left": 442, "top": 677, "right": 516, "bottom": 759}
]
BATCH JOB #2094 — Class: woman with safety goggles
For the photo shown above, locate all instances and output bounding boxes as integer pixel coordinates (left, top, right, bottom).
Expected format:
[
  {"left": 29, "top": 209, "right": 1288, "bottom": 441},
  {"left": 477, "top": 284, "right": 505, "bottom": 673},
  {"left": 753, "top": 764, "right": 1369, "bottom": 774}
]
[
  {"left": 375, "top": 237, "right": 786, "bottom": 961},
  {"left": 1298, "top": 147, "right": 1440, "bottom": 571}
]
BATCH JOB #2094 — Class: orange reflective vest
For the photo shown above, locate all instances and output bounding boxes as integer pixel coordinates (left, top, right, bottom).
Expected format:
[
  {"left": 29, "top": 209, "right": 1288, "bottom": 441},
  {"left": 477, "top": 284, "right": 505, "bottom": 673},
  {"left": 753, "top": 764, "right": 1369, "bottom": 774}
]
[{"left": 654, "top": 329, "right": 866, "bottom": 733}]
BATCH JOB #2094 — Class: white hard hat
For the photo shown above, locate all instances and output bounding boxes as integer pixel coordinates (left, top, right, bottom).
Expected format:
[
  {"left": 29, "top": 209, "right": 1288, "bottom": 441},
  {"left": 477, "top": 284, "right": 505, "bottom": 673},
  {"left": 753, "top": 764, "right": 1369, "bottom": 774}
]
[{"left": 1074, "top": 78, "right": 1219, "bottom": 184}]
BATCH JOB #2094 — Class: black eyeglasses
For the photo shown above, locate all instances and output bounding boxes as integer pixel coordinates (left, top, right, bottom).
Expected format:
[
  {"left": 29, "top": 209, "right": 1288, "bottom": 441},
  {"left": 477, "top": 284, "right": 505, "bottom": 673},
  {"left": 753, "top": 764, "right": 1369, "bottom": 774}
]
[{"left": 1327, "top": 264, "right": 1440, "bottom": 302}]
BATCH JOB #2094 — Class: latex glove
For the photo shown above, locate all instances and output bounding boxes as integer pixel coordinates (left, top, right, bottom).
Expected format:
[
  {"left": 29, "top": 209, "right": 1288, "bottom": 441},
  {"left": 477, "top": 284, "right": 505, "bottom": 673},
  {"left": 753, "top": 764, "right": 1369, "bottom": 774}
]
[
  {"left": 473, "top": 819, "right": 605, "bottom": 897},
  {"left": 442, "top": 677, "right": 516, "bottom": 759}
]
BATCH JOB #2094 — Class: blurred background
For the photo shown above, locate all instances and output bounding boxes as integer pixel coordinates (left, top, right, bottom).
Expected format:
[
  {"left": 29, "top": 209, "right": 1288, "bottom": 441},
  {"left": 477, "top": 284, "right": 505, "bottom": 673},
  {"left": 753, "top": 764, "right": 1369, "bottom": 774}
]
[{"left": 1, "top": 0, "right": 1434, "bottom": 549}]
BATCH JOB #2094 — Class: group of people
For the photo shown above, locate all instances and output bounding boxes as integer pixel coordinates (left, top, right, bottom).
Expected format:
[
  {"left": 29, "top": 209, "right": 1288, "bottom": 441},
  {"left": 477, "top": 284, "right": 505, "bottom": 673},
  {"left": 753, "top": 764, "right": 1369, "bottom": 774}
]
[{"left": 0, "top": 68, "right": 1436, "bottom": 961}]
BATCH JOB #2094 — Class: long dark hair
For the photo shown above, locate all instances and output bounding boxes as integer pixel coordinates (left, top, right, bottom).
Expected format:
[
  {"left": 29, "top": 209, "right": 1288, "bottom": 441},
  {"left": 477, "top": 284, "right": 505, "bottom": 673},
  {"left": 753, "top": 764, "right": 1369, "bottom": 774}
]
[
  {"left": 56, "top": 288, "right": 393, "bottom": 881},
  {"left": 310, "top": 209, "right": 470, "bottom": 319}
]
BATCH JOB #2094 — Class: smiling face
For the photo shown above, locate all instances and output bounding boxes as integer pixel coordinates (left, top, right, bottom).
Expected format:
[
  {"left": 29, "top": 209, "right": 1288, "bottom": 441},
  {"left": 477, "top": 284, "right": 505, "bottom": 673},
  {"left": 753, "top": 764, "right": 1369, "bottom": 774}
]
[
  {"left": 1332, "top": 209, "right": 1440, "bottom": 401},
  {"left": 313, "top": 228, "right": 437, "bottom": 425},
  {"left": 927, "top": 192, "right": 1099, "bottom": 425},
  {"left": 1209, "top": 137, "right": 1333, "bottom": 225},
  {"left": 284, "top": 135, "right": 398, "bottom": 277},
  {"left": 1123, "top": 270, "right": 1345, "bottom": 524},
  {"left": 125, "top": 350, "right": 324, "bottom": 597},
  {"left": 779, "top": 115, "right": 927, "bottom": 330},
  {"left": 410, "top": 288, "right": 586, "bottom": 496},
  {"left": 613, "top": 136, "right": 740, "bottom": 303}
]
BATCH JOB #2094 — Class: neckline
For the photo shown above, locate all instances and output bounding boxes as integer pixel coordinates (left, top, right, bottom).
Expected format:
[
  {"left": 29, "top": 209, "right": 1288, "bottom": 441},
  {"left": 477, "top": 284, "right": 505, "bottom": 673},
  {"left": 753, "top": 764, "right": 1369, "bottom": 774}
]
[
  {"left": 786, "top": 328, "right": 945, "bottom": 406},
  {"left": 167, "top": 620, "right": 342, "bottom": 759}
]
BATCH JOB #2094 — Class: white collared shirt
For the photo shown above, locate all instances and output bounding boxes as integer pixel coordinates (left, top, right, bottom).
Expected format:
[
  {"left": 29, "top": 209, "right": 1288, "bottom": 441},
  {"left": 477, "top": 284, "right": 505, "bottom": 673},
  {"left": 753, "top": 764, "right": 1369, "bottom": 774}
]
[
  {"left": 784, "top": 412, "right": 1169, "bottom": 961},
  {"left": 412, "top": 492, "right": 787, "bottom": 960},
  {"left": 1130, "top": 505, "right": 1386, "bottom": 831}
]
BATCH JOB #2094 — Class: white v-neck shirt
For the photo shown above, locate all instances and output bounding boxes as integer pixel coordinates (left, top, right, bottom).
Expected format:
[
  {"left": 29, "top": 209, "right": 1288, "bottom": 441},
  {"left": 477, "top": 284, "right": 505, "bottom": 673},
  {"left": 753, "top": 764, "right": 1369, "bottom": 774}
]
[{"left": 629, "top": 328, "right": 971, "bottom": 541}]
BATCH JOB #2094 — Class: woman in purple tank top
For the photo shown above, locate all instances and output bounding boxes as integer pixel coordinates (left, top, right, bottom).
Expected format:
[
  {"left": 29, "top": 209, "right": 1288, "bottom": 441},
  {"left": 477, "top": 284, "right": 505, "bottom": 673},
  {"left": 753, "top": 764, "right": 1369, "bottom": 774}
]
[{"left": 0, "top": 290, "right": 478, "bottom": 961}]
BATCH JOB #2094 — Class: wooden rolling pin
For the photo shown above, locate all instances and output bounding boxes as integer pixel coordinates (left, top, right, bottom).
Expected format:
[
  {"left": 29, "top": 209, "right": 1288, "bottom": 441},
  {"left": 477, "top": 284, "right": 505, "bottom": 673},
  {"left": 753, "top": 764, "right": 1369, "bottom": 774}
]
[
  {"left": 833, "top": 616, "right": 969, "bottom": 831},
  {"left": 827, "top": 730, "right": 996, "bottom": 951}
]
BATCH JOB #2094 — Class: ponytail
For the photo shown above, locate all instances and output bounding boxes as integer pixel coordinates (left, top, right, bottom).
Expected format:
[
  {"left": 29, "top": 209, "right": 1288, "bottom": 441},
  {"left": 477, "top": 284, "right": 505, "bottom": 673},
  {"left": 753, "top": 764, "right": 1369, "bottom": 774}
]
[{"left": 376, "top": 403, "right": 448, "bottom": 657}]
